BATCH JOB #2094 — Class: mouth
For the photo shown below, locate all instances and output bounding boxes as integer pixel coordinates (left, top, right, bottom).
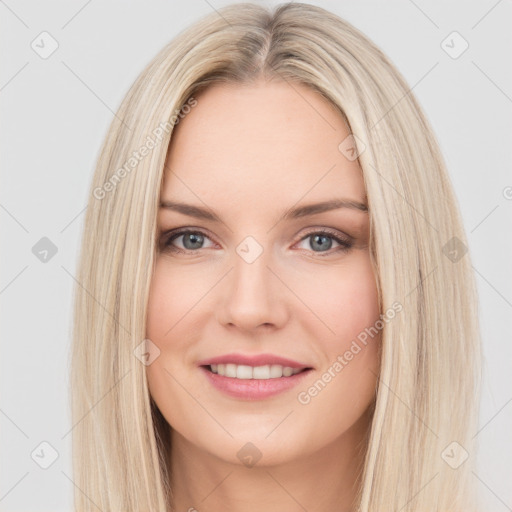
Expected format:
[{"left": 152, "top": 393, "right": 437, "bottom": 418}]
[
  {"left": 199, "top": 363, "right": 314, "bottom": 400},
  {"left": 202, "top": 363, "right": 312, "bottom": 380}
]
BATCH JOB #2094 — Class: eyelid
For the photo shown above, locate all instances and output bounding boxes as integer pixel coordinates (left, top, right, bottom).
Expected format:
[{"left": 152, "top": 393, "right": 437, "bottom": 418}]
[{"left": 298, "top": 226, "right": 352, "bottom": 243}]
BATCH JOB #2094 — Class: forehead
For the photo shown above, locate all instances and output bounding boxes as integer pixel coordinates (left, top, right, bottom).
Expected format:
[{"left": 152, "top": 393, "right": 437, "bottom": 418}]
[{"left": 161, "top": 81, "right": 365, "bottom": 207}]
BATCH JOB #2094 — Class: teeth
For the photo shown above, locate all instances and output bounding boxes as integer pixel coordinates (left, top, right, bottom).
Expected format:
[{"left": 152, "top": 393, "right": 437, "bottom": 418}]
[{"left": 210, "top": 364, "right": 303, "bottom": 379}]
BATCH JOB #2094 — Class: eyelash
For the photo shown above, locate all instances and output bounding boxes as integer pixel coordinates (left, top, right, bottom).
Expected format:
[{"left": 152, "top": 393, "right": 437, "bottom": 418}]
[{"left": 160, "top": 227, "right": 353, "bottom": 257}]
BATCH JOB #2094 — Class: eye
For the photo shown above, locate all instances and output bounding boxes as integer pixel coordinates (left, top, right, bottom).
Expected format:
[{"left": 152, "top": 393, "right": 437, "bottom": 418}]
[
  {"left": 294, "top": 228, "right": 352, "bottom": 256},
  {"left": 162, "top": 229, "right": 215, "bottom": 253},
  {"left": 160, "top": 227, "right": 352, "bottom": 256}
]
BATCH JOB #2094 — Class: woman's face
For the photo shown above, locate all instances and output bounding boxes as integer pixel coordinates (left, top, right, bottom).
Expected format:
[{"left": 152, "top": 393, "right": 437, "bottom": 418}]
[{"left": 146, "top": 80, "right": 381, "bottom": 467}]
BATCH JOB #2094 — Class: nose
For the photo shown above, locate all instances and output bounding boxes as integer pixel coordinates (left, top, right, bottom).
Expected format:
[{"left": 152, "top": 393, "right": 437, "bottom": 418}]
[{"left": 215, "top": 243, "right": 289, "bottom": 332}]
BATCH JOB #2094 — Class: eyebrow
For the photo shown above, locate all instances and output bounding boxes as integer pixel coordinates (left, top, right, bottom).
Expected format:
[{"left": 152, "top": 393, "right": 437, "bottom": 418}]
[{"left": 159, "top": 198, "right": 368, "bottom": 223}]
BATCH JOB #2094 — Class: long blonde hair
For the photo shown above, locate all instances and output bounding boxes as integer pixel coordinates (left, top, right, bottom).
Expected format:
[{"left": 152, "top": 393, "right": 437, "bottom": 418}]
[{"left": 70, "top": 2, "right": 482, "bottom": 510}]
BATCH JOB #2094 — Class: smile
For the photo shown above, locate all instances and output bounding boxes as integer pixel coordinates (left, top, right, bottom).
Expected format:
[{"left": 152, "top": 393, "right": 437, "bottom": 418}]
[
  {"left": 207, "top": 363, "right": 304, "bottom": 379},
  {"left": 199, "top": 364, "right": 313, "bottom": 400}
]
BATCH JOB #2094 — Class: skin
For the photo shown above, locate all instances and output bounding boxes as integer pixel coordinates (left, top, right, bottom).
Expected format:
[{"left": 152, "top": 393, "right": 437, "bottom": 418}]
[{"left": 146, "top": 80, "right": 381, "bottom": 512}]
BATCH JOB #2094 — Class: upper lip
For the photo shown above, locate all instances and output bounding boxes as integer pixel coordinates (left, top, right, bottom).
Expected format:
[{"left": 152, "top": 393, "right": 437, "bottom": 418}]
[{"left": 197, "top": 353, "right": 313, "bottom": 369}]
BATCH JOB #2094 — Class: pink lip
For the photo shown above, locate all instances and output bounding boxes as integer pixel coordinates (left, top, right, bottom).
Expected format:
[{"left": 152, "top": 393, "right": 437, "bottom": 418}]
[
  {"left": 197, "top": 353, "right": 312, "bottom": 369},
  {"left": 199, "top": 366, "right": 313, "bottom": 400}
]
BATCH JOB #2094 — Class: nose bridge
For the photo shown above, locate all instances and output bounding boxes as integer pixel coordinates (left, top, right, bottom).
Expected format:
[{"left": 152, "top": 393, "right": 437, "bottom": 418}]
[
  {"left": 231, "top": 234, "right": 274, "bottom": 303},
  {"left": 217, "top": 234, "right": 287, "bottom": 329}
]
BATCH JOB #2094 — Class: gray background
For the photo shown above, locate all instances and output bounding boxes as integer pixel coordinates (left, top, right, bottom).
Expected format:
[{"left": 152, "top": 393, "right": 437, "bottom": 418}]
[{"left": 1, "top": 0, "right": 511, "bottom": 510}]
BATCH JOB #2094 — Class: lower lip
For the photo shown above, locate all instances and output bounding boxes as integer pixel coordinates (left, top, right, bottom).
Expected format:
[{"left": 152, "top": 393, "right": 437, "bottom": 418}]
[{"left": 200, "top": 366, "right": 312, "bottom": 400}]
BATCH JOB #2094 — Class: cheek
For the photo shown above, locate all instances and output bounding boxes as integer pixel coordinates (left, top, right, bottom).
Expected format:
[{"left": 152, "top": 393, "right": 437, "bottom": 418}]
[
  {"left": 334, "top": 261, "right": 380, "bottom": 342},
  {"left": 145, "top": 261, "right": 201, "bottom": 432},
  {"left": 146, "top": 261, "right": 179, "bottom": 340},
  {"left": 145, "top": 261, "right": 191, "bottom": 398},
  {"left": 295, "top": 256, "right": 381, "bottom": 413},
  {"left": 301, "top": 255, "right": 380, "bottom": 346},
  {"left": 145, "top": 258, "right": 205, "bottom": 343},
  {"left": 328, "top": 257, "right": 381, "bottom": 376}
]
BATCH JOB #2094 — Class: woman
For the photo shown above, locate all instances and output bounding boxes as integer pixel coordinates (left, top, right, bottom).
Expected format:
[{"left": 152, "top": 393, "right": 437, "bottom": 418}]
[{"left": 70, "top": 2, "right": 482, "bottom": 511}]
